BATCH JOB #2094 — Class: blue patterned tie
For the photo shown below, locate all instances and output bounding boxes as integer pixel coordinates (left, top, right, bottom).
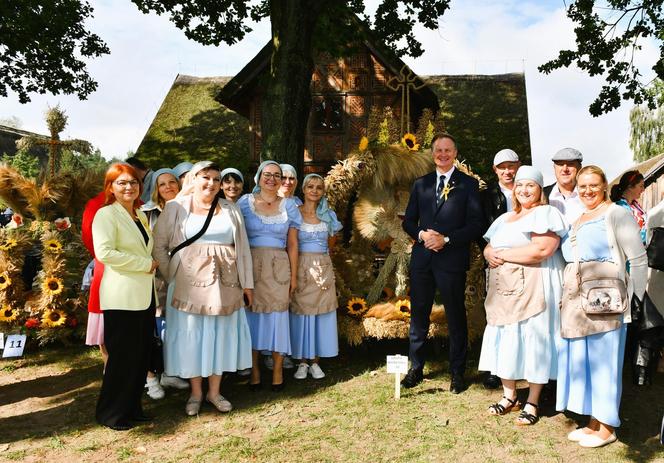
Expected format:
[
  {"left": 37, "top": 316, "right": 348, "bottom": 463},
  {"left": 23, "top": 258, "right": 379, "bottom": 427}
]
[{"left": 436, "top": 175, "right": 445, "bottom": 206}]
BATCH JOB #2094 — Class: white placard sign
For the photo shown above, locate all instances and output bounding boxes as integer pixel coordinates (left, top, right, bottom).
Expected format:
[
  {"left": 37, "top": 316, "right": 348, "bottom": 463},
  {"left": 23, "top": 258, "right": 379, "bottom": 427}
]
[
  {"left": 0, "top": 332, "right": 4, "bottom": 350},
  {"left": 2, "top": 334, "right": 26, "bottom": 358},
  {"left": 386, "top": 354, "right": 409, "bottom": 399}
]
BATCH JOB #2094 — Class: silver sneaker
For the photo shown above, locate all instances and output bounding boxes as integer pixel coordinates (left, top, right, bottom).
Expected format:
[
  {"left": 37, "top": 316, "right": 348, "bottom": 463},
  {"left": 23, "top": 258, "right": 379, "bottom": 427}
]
[
  {"left": 294, "top": 363, "right": 309, "bottom": 380},
  {"left": 160, "top": 374, "right": 190, "bottom": 390},
  {"left": 309, "top": 363, "right": 325, "bottom": 379},
  {"left": 206, "top": 395, "right": 233, "bottom": 413},
  {"left": 145, "top": 376, "right": 165, "bottom": 400}
]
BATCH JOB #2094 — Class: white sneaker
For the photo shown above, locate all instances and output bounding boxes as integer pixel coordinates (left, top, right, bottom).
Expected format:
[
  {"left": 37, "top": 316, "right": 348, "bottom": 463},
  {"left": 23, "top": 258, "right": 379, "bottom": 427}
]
[
  {"left": 294, "top": 363, "right": 309, "bottom": 380},
  {"left": 283, "top": 356, "right": 295, "bottom": 369},
  {"left": 264, "top": 356, "right": 274, "bottom": 370},
  {"left": 146, "top": 376, "right": 165, "bottom": 400},
  {"left": 160, "top": 374, "right": 190, "bottom": 390},
  {"left": 309, "top": 363, "right": 325, "bottom": 379}
]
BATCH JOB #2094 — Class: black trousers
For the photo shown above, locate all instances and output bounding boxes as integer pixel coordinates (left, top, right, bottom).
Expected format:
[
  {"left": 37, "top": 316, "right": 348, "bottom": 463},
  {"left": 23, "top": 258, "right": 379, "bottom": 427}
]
[
  {"left": 96, "top": 302, "right": 154, "bottom": 427},
  {"left": 408, "top": 267, "right": 468, "bottom": 375}
]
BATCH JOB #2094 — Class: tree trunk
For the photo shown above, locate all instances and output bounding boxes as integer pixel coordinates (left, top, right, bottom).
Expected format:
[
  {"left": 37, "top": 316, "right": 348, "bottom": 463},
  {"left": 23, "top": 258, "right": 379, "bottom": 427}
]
[{"left": 261, "top": 0, "right": 325, "bottom": 174}]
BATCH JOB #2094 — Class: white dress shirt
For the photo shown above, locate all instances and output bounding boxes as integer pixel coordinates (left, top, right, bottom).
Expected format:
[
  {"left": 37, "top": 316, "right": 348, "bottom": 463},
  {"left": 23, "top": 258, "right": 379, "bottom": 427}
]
[{"left": 548, "top": 184, "right": 583, "bottom": 224}]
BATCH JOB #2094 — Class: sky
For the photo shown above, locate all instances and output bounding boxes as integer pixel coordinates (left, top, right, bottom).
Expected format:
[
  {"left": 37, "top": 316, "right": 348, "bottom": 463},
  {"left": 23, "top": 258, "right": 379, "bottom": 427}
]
[{"left": 0, "top": 0, "right": 659, "bottom": 183}]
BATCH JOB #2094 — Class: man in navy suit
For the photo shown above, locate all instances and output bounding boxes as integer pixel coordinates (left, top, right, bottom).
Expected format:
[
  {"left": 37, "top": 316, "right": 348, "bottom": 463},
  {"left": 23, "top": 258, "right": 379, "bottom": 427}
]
[{"left": 401, "top": 133, "right": 484, "bottom": 393}]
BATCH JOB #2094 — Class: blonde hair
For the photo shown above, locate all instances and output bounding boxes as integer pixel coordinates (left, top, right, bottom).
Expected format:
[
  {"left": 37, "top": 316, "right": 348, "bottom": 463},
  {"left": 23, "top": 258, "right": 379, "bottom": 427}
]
[
  {"left": 151, "top": 172, "right": 180, "bottom": 209},
  {"left": 577, "top": 165, "right": 610, "bottom": 201},
  {"left": 511, "top": 182, "right": 548, "bottom": 213}
]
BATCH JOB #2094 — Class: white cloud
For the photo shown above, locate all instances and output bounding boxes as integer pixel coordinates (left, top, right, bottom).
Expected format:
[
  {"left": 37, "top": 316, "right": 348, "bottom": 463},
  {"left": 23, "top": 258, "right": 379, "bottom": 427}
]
[{"left": 0, "top": 0, "right": 658, "bottom": 183}]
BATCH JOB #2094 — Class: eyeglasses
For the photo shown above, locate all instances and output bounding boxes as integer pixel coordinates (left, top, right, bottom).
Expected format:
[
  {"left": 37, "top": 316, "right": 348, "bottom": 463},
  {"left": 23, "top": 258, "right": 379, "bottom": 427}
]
[
  {"left": 578, "top": 184, "right": 603, "bottom": 192},
  {"left": 262, "top": 172, "right": 282, "bottom": 180},
  {"left": 114, "top": 180, "right": 139, "bottom": 188}
]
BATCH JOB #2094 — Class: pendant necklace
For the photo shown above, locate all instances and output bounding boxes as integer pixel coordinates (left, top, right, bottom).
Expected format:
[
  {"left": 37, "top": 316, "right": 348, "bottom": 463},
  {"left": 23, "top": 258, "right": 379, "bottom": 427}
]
[{"left": 259, "top": 193, "right": 277, "bottom": 206}]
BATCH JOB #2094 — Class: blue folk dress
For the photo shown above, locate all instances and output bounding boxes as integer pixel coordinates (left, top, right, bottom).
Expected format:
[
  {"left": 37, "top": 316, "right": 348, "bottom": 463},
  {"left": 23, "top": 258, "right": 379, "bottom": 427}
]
[
  {"left": 478, "top": 205, "right": 567, "bottom": 384},
  {"left": 237, "top": 194, "right": 302, "bottom": 355},
  {"left": 164, "top": 212, "right": 253, "bottom": 378},
  {"left": 556, "top": 216, "right": 628, "bottom": 428},
  {"left": 289, "top": 215, "right": 342, "bottom": 360}
]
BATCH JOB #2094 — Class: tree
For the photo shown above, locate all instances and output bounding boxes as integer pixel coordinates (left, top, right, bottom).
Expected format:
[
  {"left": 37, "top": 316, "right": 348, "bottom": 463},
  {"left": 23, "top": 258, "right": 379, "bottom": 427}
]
[
  {"left": 0, "top": 0, "right": 109, "bottom": 103},
  {"left": 539, "top": 0, "right": 664, "bottom": 117},
  {"left": 1, "top": 149, "right": 40, "bottom": 178},
  {"left": 629, "top": 80, "right": 664, "bottom": 161},
  {"left": 130, "top": 0, "right": 451, "bottom": 169}
]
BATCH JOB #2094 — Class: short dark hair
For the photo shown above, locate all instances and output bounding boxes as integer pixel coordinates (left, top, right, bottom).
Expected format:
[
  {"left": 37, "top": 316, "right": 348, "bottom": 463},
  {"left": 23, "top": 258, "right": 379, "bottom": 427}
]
[
  {"left": 430, "top": 132, "right": 457, "bottom": 150},
  {"left": 125, "top": 156, "right": 148, "bottom": 171},
  {"left": 222, "top": 172, "right": 243, "bottom": 183}
]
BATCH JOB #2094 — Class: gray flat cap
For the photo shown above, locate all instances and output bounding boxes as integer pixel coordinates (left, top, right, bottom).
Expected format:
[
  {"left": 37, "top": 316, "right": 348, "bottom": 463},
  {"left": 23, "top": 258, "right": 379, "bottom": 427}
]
[{"left": 552, "top": 148, "right": 583, "bottom": 162}]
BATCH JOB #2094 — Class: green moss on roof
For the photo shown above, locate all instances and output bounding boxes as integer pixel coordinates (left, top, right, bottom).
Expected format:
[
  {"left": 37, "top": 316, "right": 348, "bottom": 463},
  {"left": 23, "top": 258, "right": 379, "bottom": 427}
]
[
  {"left": 135, "top": 75, "right": 250, "bottom": 171},
  {"left": 424, "top": 74, "right": 531, "bottom": 181}
]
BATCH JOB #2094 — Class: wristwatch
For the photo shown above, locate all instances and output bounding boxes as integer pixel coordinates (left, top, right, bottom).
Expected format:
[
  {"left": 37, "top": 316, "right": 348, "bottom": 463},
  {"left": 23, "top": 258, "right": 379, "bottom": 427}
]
[{"left": 443, "top": 236, "right": 450, "bottom": 244}]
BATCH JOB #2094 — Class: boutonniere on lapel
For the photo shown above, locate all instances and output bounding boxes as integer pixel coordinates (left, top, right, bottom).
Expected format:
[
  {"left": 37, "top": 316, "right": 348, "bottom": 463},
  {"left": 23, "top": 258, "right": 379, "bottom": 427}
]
[{"left": 441, "top": 181, "right": 456, "bottom": 201}]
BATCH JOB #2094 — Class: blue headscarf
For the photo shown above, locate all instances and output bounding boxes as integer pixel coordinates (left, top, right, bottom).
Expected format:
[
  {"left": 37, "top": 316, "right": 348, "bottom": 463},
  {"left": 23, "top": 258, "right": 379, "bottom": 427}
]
[
  {"left": 280, "top": 164, "right": 297, "bottom": 179},
  {"left": 252, "top": 160, "right": 282, "bottom": 193},
  {"left": 220, "top": 167, "right": 244, "bottom": 183},
  {"left": 142, "top": 167, "right": 177, "bottom": 211},
  {"left": 173, "top": 161, "right": 194, "bottom": 179},
  {"left": 302, "top": 173, "right": 341, "bottom": 236}
]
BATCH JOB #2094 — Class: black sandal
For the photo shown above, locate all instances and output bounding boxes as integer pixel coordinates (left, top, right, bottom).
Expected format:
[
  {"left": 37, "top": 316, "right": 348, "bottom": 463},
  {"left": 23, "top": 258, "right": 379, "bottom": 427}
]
[
  {"left": 488, "top": 396, "right": 519, "bottom": 415},
  {"left": 515, "top": 402, "right": 539, "bottom": 426}
]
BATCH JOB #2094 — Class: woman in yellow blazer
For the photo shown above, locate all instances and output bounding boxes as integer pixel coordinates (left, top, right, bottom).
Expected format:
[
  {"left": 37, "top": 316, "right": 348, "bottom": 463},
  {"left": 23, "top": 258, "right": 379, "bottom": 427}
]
[{"left": 92, "top": 163, "right": 159, "bottom": 431}]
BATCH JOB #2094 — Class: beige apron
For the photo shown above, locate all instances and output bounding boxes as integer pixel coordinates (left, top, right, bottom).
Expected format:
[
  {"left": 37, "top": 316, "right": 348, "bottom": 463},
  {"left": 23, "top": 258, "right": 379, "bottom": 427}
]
[
  {"left": 484, "top": 262, "right": 546, "bottom": 326},
  {"left": 291, "top": 252, "right": 338, "bottom": 315},
  {"left": 250, "top": 247, "right": 291, "bottom": 313},
  {"left": 171, "top": 243, "right": 244, "bottom": 316}
]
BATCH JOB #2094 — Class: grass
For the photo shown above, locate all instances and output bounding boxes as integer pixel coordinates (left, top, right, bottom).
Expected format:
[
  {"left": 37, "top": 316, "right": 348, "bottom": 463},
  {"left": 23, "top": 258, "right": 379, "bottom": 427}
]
[{"left": 0, "top": 342, "right": 663, "bottom": 463}]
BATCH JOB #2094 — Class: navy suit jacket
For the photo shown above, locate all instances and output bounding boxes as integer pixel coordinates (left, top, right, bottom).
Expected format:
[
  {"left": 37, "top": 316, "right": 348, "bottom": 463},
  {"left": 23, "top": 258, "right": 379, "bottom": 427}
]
[{"left": 403, "top": 169, "right": 484, "bottom": 272}]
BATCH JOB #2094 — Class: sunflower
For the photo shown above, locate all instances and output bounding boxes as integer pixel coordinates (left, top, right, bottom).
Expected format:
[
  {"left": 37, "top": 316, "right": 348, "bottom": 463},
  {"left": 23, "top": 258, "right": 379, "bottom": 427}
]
[
  {"left": 358, "top": 136, "right": 369, "bottom": 152},
  {"left": 346, "top": 297, "right": 368, "bottom": 316},
  {"left": 0, "top": 305, "right": 17, "bottom": 322},
  {"left": 42, "top": 276, "right": 64, "bottom": 296},
  {"left": 44, "top": 239, "right": 64, "bottom": 253},
  {"left": 401, "top": 133, "right": 420, "bottom": 151},
  {"left": 0, "top": 238, "right": 18, "bottom": 251},
  {"left": 395, "top": 298, "right": 411, "bottom": 315},
  {"left": 41, "top": 308, "right": 67, "bottom": 327},
  {"left": 0, "top": 272, "right": 11, "bottom": 290}
]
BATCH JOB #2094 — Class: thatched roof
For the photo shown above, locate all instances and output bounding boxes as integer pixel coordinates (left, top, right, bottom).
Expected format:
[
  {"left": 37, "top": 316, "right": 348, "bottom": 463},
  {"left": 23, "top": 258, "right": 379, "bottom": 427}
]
[
  {"left": 0, "top": 124, "right": 49, "bottom": 164},
  {"left": 610, "top": 153, "right": 664, "bottom": 187},
  {"left": 424, "top": 73, "right": 531, "bottom": 181},
  {"left": 134, "top": 74, "right": 250, "bottom": 172}
]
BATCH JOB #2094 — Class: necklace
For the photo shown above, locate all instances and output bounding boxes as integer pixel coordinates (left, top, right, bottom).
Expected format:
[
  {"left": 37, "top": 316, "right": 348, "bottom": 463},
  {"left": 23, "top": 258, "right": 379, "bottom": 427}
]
[
  {"left": 259, "top": 192, "right": 278, "bottom": 206},
  {"left": 583, "top": 201, "right": 607, "bottom": 214}
]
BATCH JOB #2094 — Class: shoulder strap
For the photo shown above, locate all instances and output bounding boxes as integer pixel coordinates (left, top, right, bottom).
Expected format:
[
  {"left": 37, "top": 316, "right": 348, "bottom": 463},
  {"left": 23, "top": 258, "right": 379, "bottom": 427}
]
[{"left": 168, "top": 194, "right": 220, "bottom": 257}]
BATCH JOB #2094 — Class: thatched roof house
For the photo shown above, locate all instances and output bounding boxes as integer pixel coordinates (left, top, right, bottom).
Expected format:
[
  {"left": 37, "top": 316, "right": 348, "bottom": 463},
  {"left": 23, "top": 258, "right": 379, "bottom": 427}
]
[{"left": 0, "top": 124, "right": 49, "bottom": 165}]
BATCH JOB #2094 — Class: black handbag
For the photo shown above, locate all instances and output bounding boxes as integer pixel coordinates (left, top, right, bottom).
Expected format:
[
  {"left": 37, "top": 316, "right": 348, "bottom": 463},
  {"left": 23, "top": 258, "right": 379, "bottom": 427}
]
[
  {"left": 631, "top": 293, "right": 664, "bottom": 332},
  {"left": 647, "top": 227, "right": 664, "bottom": 271}
]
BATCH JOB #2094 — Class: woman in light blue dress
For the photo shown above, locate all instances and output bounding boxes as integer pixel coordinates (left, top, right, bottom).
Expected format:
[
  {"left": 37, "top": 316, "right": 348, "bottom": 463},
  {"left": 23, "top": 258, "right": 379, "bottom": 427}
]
[
  {"left": 479, "top": 166, "right": 566, "bottom": 426},
  {"left": 557, "top": 165, "right": 647, "bottom": 448},
  {"left": 238, "top": 161, "right": 302, "bottom": 391},
  {"left": 153, "top": 161, "right": 254, "bottom": 416},
  {"left": 290, "top": 174, "right": 342, "bottom": 380}
]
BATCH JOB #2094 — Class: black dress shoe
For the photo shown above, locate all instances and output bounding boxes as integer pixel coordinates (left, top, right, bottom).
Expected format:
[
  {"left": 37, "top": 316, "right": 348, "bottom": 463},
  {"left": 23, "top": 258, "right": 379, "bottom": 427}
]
[
  {"left": 131, "top": 413, "right": 154, "bottom": 422},
  {"left": 450, "top": 374, "right": 467, "bottom": 394},
  {"left": 248, "top": 382, "right": 262, "bottom": 391},
  {"left": 483, "top": 374, "right": 501, "bottom": 389},
  {"left": 401, "top": 368, "right": 424, "bottom": 388},
  {"left": 103, "top": 420, "right": 134, "bottom": 431},
  {"left": 271, "top": 382, "right": 285, "bottom": 392}
]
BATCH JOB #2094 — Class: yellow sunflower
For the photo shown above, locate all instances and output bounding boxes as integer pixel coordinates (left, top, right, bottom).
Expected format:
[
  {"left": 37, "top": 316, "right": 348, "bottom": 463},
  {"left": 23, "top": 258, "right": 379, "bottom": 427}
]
[
  {"left": 358, "top": 136, "right": 369, "bottom": 152},
  {"left": 401, "top": 133, "right": 420, "bottom": 151},
  {"left": 42, "top": 276, "right": 64, "bottom": 296},
  {"left": 0, "top": 272, "right": 11, "bottom": 290},
  {"left": 346, "top": 297, "right": 368, "bottom": 316},
  {"left": 0, "top": 238, "right": 18, "bottom": 251},
  {"left": 0, "top": 305, "right": 17, "bottom": 322},
  {"left": 44, "top": 239, "right": 63, "bottom": 253},
  {"left": 41, "top": 308, "right": 67, "bottom": 327},
  {"left": 395, "top": 298, "right": 411, "bottom": 315}
]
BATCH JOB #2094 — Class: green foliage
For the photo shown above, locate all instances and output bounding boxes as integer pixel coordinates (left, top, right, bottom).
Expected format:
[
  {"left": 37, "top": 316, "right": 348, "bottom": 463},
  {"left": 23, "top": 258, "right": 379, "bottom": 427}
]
[
  {"left": 629, "top": 80, "right": 664, "bottom": 161},
  {"left": 377, "top": 119, "right": 391, "bottom": 146},
  {"left": 538, "top": 0, "right": 664, "bottom": 116},
  {"left": 1, "top": 148, "right": 40, "bottom": 178},
  {"left": 0, "top": 0, "right": 109, "bottom": 103},
  {"left": 59, "top": 148, "right": 109, "bottom": 174}
]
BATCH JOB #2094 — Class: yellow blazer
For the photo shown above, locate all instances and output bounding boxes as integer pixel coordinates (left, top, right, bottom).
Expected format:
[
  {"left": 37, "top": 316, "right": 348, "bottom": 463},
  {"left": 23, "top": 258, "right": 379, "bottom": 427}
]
[{"left": 92, "top": 201, "right": 156, "bottom": 311}]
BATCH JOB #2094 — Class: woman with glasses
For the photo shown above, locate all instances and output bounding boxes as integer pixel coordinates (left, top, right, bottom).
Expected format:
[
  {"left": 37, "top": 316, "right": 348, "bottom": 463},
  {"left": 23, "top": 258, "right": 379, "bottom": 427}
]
[
  {"left": 279, "top": 164, "right": 302, "bottom": 206},
  {"left": 153, "top": 161, "right": 253, "bottom": 416},
  {"left": 238, "top": 161, "right": 302, "bottom": 391},
  {"left": 92, "top": 163, "right": 159, "bottom": 431},
  {"left": 291, "top": 174, "right": 342, "bottom": 380},
  {"left": 557, "top": 166, "right": 647, "bottom": 448}
]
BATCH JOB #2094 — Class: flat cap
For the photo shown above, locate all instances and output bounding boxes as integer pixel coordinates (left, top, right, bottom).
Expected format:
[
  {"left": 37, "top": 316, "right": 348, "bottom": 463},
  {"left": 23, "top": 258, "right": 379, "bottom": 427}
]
[
  {"left": 552, "top": 147, "right": 583, "bottom": 162},
  {"left": 493, "top": 149, "right": 519, "bottom": 166}
]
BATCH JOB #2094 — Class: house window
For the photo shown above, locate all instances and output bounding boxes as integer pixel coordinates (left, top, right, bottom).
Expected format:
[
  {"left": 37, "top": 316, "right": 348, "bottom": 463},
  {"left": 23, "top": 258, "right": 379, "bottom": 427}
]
[{"left": 312, "top": 96, "right": 343, "bottom": 131}]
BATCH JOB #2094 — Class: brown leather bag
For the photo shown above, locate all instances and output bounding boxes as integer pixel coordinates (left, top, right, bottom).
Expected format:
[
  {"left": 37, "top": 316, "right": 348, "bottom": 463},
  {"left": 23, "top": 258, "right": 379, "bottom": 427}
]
[{"left": 484, "top": 262, "right": 546, "bottom": 326}]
